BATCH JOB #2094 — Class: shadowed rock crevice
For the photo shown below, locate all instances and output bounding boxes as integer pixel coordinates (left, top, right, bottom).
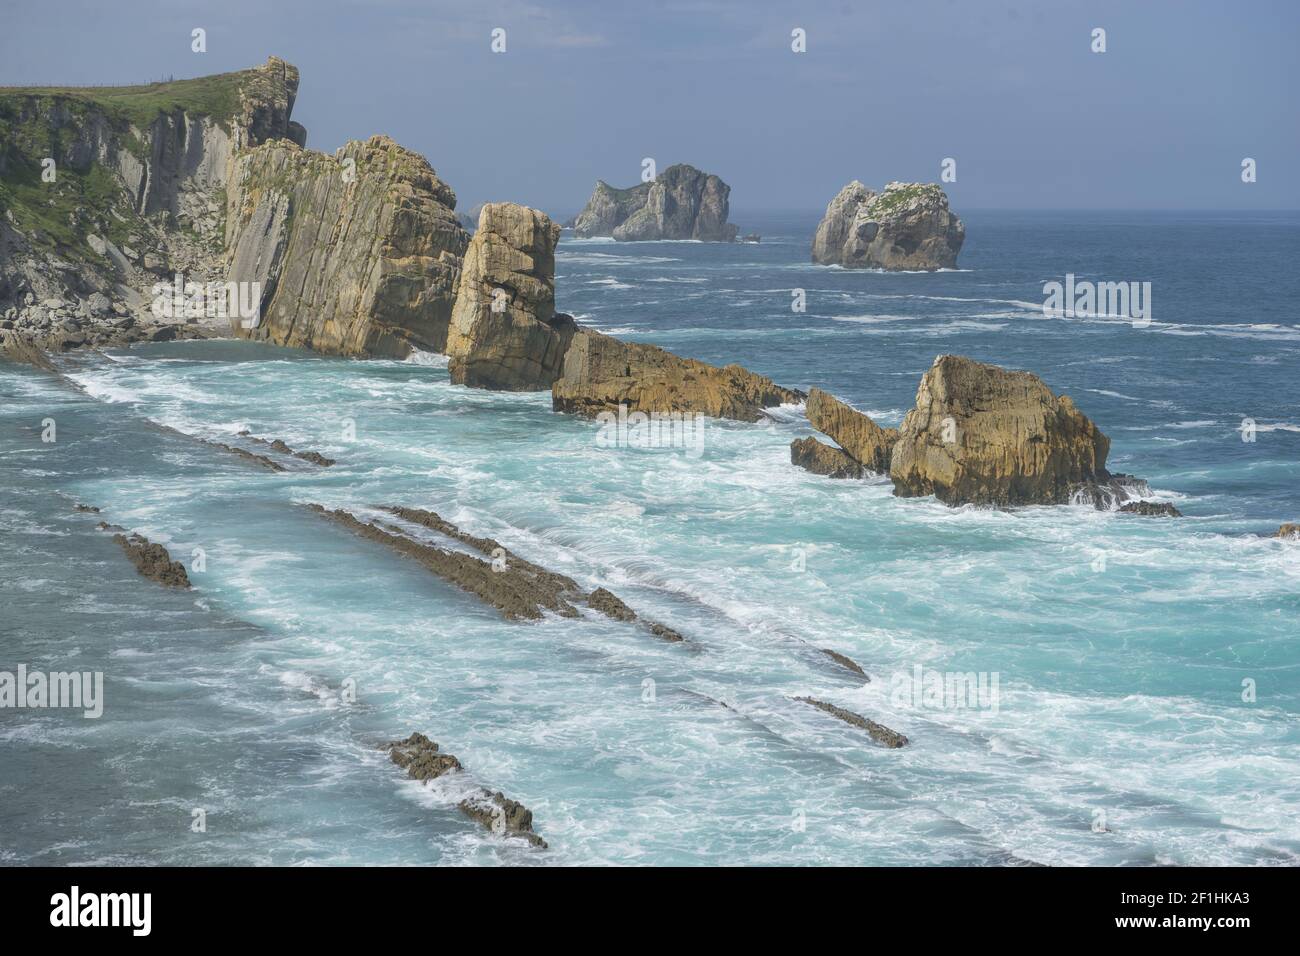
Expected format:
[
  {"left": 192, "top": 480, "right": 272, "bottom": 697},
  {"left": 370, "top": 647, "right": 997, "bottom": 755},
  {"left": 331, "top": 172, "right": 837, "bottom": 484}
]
[
  {"left": 794, "top": 696, "right": 908, "bottom": 748},
  {"left": 384, "top": 733, "right": 546, "bottom": 848}
]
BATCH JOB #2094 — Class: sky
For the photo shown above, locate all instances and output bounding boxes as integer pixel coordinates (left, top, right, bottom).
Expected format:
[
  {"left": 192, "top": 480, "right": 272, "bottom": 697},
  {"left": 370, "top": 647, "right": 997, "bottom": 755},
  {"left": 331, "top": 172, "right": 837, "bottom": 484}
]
[{"left": 2, "top": 0, "right": 1297, "bottom": 218}]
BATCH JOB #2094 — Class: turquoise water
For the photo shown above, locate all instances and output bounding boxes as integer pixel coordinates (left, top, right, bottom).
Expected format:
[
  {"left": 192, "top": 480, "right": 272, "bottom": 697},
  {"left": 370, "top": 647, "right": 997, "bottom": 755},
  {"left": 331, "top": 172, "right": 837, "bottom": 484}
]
[{"left": 2, "top": 211, "right": 1297, "bottom": 865}]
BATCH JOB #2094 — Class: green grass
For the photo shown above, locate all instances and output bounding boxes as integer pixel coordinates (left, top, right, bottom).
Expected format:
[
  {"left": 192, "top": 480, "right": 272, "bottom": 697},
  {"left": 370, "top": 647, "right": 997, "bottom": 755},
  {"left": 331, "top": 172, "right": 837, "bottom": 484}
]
[
  {"left": 871, "top": 183, "right": 942, "bottom": 216},
  {"left": 0, "top": 69, "right": 247, "bottom": 131}
]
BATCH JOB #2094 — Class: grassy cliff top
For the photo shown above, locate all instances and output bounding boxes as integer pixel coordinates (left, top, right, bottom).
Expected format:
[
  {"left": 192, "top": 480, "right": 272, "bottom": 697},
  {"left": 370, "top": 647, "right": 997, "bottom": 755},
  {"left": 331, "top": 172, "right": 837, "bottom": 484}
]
[{"left": 0, "top": 70, "right": 247, "bottom": 130}]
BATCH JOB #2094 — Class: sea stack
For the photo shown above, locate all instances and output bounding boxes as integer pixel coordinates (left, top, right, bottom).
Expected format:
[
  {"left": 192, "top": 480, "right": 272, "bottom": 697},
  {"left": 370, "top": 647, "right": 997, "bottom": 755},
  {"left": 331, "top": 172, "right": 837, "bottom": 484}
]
[
  {"left": 571, "top": 164, "right": 739, "bottom": 241},
  {"left": 811, "top": 181, "right": 964, "bottom": 271},
  {"left": 444, "top": 203, "right": 576, "bottom": 391},
  {"left": 887, "top": 355, "right": 1110, "bottom": 506}
]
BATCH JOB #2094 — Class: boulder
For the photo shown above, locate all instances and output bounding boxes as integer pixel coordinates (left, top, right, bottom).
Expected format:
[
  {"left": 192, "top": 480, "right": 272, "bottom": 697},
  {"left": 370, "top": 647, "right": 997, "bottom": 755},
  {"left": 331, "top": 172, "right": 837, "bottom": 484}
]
[
  {"left": 551, "top": 328, "right": 804, "bottom": 422},
  {"left": 789, "top": 437, "right": 865, "bottom": 479},
  {"left": 444, "top": 203, "right": 575, "bottom": 390},
  {"left": 805, "top": 387, "right": 897, "bottom": 473},
  {"left": 889, "top": 355, "right": 1111, "bottom": 506},
  {"left": 1275, "top": 523, "right": 1300, "bottom": 539},
  {"left": 812, "top": 181, "right": 964, "bottom": 271}
]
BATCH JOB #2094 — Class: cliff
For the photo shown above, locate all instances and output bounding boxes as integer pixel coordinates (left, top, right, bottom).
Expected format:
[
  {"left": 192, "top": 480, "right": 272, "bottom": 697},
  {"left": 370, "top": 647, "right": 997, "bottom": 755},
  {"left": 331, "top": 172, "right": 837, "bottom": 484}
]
[
  {"left": 811, "top": 181, "right": 964, "bottom": 271},
  {"left": 225, "top": 135, "right": 468, "bottom": 357},
  {"left": 0, "top": 57, "right": 302, "bottom": 334},
  {"left": 571, "top": 164, "right": 738, "bottom": 241}
]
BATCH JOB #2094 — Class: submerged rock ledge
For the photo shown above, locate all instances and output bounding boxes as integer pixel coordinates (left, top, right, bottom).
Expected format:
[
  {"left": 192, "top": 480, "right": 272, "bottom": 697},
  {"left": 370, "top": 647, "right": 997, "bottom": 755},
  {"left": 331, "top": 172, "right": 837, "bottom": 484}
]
[
  {"left": 795, "top": 696, "right": 908, "bottom": 748},
  {"left": 310, "top": 503, "right": 684, "bottom": 639},
  {"left": 110, "top": 531, "right": 191, "bottom": 589},
  {"left": 385, "top": 732, "right": 546, "bottom": 848}
]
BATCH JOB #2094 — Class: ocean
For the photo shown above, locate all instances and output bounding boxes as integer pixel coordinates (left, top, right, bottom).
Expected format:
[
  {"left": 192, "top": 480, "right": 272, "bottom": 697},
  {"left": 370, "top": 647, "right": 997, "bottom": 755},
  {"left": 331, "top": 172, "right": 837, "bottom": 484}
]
[{"left": 2, "top": 210, "right": 1297, "bottom": 865}]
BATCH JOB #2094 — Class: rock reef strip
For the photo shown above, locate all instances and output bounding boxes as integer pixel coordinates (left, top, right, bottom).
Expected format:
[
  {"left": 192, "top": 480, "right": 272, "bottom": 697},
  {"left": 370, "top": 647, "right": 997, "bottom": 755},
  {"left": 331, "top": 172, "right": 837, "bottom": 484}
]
[
  {"left": 794, "top": 696, "right": 908, "bottom": 748},
  {"left": 310, "top": 503, "right": 684, "bottom": 639},
  {"left": 111, "top": 532, "right": 192, "bottom": 589},
  {"left": 384, "top": 732, "right": 546, "bottom": 848},
  {"left": 237, "top": 429, "right": 335, "bottom": 466}
]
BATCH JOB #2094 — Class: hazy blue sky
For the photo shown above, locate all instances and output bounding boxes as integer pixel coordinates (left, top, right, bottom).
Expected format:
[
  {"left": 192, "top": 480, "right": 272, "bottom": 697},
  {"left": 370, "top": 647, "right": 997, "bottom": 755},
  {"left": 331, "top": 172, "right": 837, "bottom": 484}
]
[{"left": 3, "top": 0, "right": 1297, "bottom": 217}]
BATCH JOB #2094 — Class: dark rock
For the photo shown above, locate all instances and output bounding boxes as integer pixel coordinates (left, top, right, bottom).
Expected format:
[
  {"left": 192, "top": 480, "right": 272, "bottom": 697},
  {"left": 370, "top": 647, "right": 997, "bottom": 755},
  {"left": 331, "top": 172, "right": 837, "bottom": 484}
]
[
  {"left": 383, "top": 733, "right": 546, "bottom": 848},
  {"left": 821, "top": 648, "right": 868, "bottom": 678},
  {"left": 795, "top": 696, "right": 908, "bottom": 748},
  {"left": 112, "top": 532, "right": 191, "bottom": 589},
  {"left": 587, "top": 586, "right": 637, "bottom": 621},
  {"left": 1120, "top": 500, "right": 1183, "bottom": 518}
]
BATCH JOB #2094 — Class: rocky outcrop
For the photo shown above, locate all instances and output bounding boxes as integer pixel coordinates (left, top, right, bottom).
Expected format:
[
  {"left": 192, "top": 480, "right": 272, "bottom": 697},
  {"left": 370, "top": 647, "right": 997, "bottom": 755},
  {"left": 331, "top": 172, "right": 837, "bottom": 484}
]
[
  {"left": 1, "top": 57, "right": 304, "bottom": 338},
  {"left": 384, "top": 732, "right": 546, "bottom": 848},
  {"left": 310, "top": 503, "right": 685, "bottom": 640},
  {"left": 552, "top": 328, "right": 803, "bottom": 422},
  {"left": 812, "top": 181, "right": 964, "bottom": 271},
  {"left": 571, "top": 164, "right": 738, "bottom": 241},
  {"left": 570, "top": 181, "right": 650, "bottom": 237},
  {"left": 806, "top": 388, "right": 897, "bottom": 473},
  {"left": 1275, "top": 523, "right": 1300, "bottom": 539},
  {"left": 111, "top": 532, "right": 191, "bottom": 589},
  {"left": 236, "top": 430, "right": 335, "bottom": 466},
  {"left": 1120, "top": 501, "right": 1182, "bottom": 518},
  {"left": 226, "top": 135, "right": 468, "bottom": 357},
  {"left": 888, "top": 355, "right": 1113, "bottom": 506},
  {"left": 789, "top": 436, "right": 864, "bottom": 479},
  {"left": 794, "top": 696, "right": 908, "bottom": 748},
  {"left": 444, "top": 203, "right": 574, "bottom": 389}
]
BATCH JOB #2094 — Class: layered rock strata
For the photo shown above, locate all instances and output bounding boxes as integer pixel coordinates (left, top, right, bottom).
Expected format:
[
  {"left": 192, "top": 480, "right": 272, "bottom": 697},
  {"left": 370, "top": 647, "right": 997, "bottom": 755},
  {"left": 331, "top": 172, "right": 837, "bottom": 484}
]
[{"left": 444, "top": 203, "right": 573, "bottom": 389}]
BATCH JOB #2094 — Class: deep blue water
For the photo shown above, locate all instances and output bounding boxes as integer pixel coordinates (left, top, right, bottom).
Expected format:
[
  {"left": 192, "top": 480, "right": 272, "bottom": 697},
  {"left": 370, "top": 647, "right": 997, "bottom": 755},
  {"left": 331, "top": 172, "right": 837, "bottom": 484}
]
[{"left": 1, "top": 210, "right": 1297, "bottom": 865}]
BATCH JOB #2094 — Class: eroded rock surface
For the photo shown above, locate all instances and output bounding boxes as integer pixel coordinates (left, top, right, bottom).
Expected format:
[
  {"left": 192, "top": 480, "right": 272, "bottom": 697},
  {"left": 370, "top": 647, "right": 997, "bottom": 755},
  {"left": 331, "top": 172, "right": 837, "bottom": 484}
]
[
  {"left": 384, "top": 732, "right": 546, "bottom": 848},
  {"left": 789, "top": 436, "right": 865, "bottom": 479},
  {"left": 552, "top": 328, "right": 803, "bottom": 422},
  {"left": 112, "top": 532, "right": 191, "bottom": 589},
  {"left": 805, "top": 387, "right": 897, "bottom": 473},
  {"left": 444, "top": 203, "right": 573, "bottom": 390},
  {"left": 812, "top": 181, "right": 964, "bottom": 271},
  {"left": 889, "top": 355, "right": 1111, "bottom": 506},
  {"left": 227, "top": 135, "right": 468, "bottom": 357}
]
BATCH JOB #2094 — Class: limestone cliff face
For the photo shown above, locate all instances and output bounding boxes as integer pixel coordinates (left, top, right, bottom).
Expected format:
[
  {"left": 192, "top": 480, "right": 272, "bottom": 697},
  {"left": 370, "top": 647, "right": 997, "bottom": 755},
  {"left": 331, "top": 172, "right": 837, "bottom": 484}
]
[
  {"left": 571, "top": 164, "right": 738, "bottom": 241},
  {"left": 811, "top": 181, "right": 964, "bottom": 271},
  {"left": 552, "top": 328, "right": 803, "bottom": 422},
  {"left": 888, "top": 355, "right": 1110, "bottom": 506},
  {"left": 1, "top": 56, "right": 304, "bottom": 330},
  {"left": 445, "top": 203, "right": 575, "bottom": 389},
  {"left": 225, "top": 135, "right": 468, "bottom": 357}
]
